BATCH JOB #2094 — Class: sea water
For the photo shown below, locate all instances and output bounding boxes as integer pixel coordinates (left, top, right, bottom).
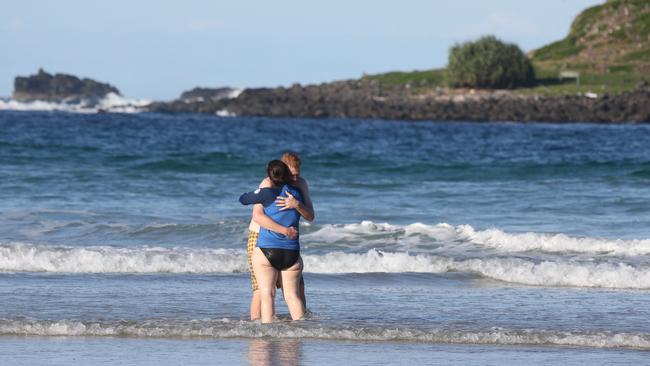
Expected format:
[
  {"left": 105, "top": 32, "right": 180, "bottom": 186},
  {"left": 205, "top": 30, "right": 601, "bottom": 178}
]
[{"left": 0, "top": 110, "right": 649, "bottom": 365}]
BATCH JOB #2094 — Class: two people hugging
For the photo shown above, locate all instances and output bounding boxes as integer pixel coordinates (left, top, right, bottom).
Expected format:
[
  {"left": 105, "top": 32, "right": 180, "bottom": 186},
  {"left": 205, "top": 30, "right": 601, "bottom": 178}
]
[{"left": 239, "top": 152, "right": 314, "bottom": 323}]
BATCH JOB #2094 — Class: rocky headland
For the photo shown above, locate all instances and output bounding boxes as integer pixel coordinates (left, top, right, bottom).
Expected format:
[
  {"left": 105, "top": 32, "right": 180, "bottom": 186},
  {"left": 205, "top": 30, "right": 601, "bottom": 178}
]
[
  {"left": 148, "top": 80, "right": 650, "bottom": 123},
  {"left": 148, "top": 0, "right": 650, "bottom": 123},
  {"left": 11, "top": 2, "right": 649, "bottom": 122},
  {"left": 13, "top": 69, "right": 120, "bottom": 101}
]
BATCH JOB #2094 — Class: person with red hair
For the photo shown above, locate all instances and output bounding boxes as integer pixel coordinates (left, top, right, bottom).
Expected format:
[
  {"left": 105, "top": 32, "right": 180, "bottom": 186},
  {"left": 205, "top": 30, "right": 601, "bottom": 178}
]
[{"left": 243, "top": 152, "right": 314, "bottom": 321}]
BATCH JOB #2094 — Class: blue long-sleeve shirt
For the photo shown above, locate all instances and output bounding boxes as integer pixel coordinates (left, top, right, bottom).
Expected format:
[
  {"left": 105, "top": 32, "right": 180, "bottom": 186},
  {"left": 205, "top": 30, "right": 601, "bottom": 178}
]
[{"left": 239, "top": 185, "right": 303, "bottom": 250}]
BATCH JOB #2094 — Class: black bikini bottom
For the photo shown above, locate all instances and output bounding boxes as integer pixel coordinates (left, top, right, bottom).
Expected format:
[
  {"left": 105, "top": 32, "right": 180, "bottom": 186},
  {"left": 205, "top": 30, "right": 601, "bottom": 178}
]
[{"left": 259, "top": 248, "right": 300, "bottom": 271}]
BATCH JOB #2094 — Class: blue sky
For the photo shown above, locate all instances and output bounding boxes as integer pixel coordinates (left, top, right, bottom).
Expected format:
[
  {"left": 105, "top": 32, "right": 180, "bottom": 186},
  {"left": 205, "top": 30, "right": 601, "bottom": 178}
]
[{"left": 1, "top": 0, "right": 603, "bottom": 100}]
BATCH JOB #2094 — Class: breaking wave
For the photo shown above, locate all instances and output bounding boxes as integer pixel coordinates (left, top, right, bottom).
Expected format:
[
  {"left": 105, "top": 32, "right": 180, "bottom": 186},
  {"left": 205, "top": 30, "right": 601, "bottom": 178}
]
[
  {"left": 1, "top": 243, "right": 649, "bottom": 289},
  {"left": 1, "top": 318, "right": 648, "bottom": 349},
  {"left": 0, "top": 243, "right": 246, "bottom": 273},
  {"left": 0, "top": 93, "right": 150, "bottom": 113},
  {"left": 304, "top": 221, "right": 650, "bottom": 256}
]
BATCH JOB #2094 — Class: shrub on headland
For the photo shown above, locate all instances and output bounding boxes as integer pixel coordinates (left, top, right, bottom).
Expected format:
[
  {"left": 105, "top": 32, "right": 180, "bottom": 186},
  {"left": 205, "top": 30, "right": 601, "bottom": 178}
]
[{"left": 447, "top": 35, "right": 535, "bottom": 89}]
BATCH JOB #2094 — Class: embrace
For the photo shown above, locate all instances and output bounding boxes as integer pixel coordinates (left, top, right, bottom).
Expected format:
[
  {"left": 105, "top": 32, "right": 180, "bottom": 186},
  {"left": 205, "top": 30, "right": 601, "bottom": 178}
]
[{"left": 239, "top": 152, "right": 315, "bottom": 323}]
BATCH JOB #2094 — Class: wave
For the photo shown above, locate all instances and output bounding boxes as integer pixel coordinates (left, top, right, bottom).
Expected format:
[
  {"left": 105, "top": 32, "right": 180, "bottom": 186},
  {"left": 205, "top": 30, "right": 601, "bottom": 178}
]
[
  {"left": 304, "top": 250, "right": 650, "bottom": 289},
  {"left": 0, "top": 93, "right": 150, "bottom": 113},
  {"left": 304, "top": 221, "right": 650, "bottom": 256},
  {"left": 456, "top": 225, "right": 650, "bottom": 256},
  {"left": 216, "top": 109, "right": 236, "bottom": 117},
  {"left": 214, "top": 89, "right": 242, "bottom": 117},
  {"left": 1, "top": 318, "right": 648, "bottom": 349},
  {"left": 0, "top": 243, "right": 246, "bottom": 273},
  {"left": 1, "top": 243, "right": 649, "bottom": 289}
]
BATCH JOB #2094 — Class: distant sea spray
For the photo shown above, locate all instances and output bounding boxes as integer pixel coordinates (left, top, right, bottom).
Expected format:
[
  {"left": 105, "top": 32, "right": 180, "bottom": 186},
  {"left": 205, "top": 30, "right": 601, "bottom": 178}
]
[
  {"left": 0, "top": 89, "right": 244, "bottom": 114},
  {"left": 0, "top": 93, "right": 150, "bottom": 113}
]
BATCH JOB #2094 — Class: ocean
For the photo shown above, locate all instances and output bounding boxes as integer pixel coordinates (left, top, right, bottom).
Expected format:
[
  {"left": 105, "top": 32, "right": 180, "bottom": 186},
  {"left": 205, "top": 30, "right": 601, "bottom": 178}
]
[{"left": 1, "top": 109, "right": 649, "bottom": 365}]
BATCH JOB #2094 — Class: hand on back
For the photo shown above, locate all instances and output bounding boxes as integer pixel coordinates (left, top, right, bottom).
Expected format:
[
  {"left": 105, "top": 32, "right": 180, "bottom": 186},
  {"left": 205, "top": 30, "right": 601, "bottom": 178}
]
[{"left": 276, "top": 191, "right": 299, "bottom": 211}]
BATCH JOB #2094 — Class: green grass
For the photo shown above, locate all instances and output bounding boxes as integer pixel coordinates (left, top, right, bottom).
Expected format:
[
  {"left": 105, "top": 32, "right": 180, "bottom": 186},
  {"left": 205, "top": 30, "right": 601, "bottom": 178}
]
[
  {"left": 536, "top": 62, "right": 595, "bottom": 72},
  {"left": 607, "top": 64, "right": 634, "bottom": 73},
  {"left": 570, "top": 0, "right": 649, "bottom": 38},
  {"left": 359, "top": 66, "right": 646, "bottom": 97},
  {"left": 632, "top": 12, "right": 650, "bottom": 36},
  {"left": 608, "top": 0, "right": 650, "bottom": 11},
  {"left": 570, "top": 3, "right": 605, "bottom": 39},
  {"left": 610, "top": 28, "right": 628, "bottom": 40},
  {"left": 534, "top": 0, "right": 650, "bottom": 61},
  {"left": 357, "top": 0, "right": 650, "bottom": 97},
  {"left": 532, "top": 38, "right": 584, "bottom": 61},
  {"left": 362, "top": 68, "right": 447, "bottom": 88},
  {"left": 518, "top": 67, "right": 647, "bottom": 96},
  {"left": 624, "top": 47, "right": 650, "bottom": 61}
]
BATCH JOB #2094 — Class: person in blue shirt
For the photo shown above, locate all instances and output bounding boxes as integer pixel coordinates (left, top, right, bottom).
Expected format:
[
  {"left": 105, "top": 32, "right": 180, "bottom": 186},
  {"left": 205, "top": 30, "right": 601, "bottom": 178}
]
[
  {"left": 243, "top": 152, "right": 314, "bottom": 321},
  {"left": 239, "top": 160, "right": 305, "bottom": 323}
]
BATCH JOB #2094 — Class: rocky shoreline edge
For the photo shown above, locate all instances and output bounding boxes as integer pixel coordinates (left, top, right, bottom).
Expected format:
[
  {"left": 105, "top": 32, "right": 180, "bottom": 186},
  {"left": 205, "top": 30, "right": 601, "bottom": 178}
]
[
  {"left": 149, "top": 80, "right": 650, "bottom": 123},
  {"left": 9, "top": 70, "right": 650, "bottom": 123}
]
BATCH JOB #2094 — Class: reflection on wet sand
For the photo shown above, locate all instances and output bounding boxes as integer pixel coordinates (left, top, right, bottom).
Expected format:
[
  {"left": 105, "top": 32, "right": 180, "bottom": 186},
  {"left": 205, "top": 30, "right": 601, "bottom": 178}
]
[{"left": 247, "top": 339, "right": 301, "bottom": 366}]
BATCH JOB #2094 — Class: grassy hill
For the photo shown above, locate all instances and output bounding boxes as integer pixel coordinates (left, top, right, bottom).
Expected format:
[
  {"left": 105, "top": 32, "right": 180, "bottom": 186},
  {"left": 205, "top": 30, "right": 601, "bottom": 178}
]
[
  {"left": 361, "top": 0, "right": 649, "bottom": 96},
  {"left": 531, "top": 0, "right": 650, "bottom": 70}
]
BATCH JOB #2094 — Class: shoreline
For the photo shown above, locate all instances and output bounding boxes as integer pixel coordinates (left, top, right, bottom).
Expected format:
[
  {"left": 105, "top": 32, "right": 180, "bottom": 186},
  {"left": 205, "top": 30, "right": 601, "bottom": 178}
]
[
  {"left": 148, "top": 81, "right": 650, "bottom": 123},
  {"left": 5, "top": 80, "right": 649, "bottom": 123}
]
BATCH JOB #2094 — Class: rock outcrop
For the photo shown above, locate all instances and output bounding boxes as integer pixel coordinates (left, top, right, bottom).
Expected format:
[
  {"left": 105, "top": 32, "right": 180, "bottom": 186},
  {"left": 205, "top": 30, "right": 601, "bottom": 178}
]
[
  {"left": 13, "top": 69, "right": 120, "bottom": 101},
  {"left": 179, "top": 87, "right": 238, "bottom": 103},
  {"left": 148, "top": 80, "right": 650, "bottom": 123}
]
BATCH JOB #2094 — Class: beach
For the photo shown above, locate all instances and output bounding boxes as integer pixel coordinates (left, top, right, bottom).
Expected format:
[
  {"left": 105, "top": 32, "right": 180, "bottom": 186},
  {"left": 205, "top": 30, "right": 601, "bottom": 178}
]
[{"left": 1, "top": 110, "right": 649, "bottom": 364}]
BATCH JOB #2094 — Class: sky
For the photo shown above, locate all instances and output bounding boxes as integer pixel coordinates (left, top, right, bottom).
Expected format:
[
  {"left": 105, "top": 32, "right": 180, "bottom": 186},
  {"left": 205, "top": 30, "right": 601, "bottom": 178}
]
[{"left": 1, "top": 0, "right": 603, "bottom": 100}]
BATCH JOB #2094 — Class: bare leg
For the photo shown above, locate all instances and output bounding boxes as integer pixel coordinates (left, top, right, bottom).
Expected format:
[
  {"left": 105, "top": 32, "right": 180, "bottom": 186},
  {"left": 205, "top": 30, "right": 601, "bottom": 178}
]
[
  {"left": 253, "top": 247, "right": 279, "bottom": 323},
  {"left": 282, "top": 275, "right": 306, "bottom": 307},
  {"left": 250, "top": 290, "right": 261, "bottom": 321},
  {"left": 299, "top": 275, "right": 306, "bottom": 309},
  {"left": 281, "top": 256, "right": 305, "bottom": 320}
]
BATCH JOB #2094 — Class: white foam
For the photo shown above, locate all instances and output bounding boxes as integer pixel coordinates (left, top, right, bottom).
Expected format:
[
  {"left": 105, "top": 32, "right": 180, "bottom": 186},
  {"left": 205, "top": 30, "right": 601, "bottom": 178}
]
[
  {"left": 302, "top": 221, "right": 457, "bottom": 251},
  {"left": 228, "top": 88, "right": 243, "bottom": 99},
  {"left": 304, "top": 250, "right": 650, "bottom": 289},
  {"left": 304, "top": 221, "right": 399, "bottom": 243},
  {"left": 305, "top": 221, "right": 650, "bottom": 256},
  {"left": 95, "top": 93, "right": 150, "bottom": 113},
  {"left": 456, "top": 224, "right": 650, "bottom": 256},
  {"left": 1, "top": 318, "right": 648, "bottom": 349},
  {"left": 1, "top": 243, "right": 649, "bottom": 288},
  {"left": 0, "top": 243, "right": 245, "bottom": 273},
  {"left": 0, "top": 93, "right": 150, "bottom": 113},
  {"left": 216, "top": 109, "right": 236, "bottom": 117}
]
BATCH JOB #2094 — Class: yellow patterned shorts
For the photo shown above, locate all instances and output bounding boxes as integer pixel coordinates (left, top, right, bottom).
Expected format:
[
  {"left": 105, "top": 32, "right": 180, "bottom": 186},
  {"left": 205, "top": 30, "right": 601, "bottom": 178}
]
[
  {"left": 247, "top": 230, "right": 288, "bottom": 291},
  {"left": 247, "top": 230, "right": 259, "bottom": 291}
]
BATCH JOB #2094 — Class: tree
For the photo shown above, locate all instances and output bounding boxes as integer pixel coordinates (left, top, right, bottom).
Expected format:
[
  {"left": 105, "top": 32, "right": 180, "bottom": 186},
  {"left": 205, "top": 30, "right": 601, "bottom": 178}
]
[{"left": 447, "top": 35, "right": 535, "bottom": 89}]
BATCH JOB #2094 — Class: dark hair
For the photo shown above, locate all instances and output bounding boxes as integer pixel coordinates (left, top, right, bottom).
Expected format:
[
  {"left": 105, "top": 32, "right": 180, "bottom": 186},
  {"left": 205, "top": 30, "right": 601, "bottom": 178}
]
[{"left": 266, "top": 160, "right": 291, "bottom": 187}]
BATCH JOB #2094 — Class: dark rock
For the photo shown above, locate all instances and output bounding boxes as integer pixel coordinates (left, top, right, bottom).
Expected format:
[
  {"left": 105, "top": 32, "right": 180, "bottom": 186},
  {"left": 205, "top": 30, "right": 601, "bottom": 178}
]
[
  {"left": 13, "top": 69, "right": 120, "bottom": 101},
  {"left": 148, "top": 79, "right": 650, "bottom": 123},
  {"left": 179, "top": 87, "right": 237, "bottom": 103}
]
